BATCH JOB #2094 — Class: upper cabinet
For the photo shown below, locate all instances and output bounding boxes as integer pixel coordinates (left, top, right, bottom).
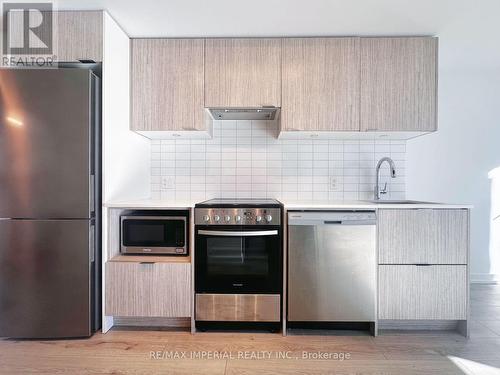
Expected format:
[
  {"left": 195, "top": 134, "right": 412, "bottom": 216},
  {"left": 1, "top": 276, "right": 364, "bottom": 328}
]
[
  {"left": 204, "top": 38, "right": 281, "bottom": 107},
  {"left": 54, "top": 11, "right": 103, "bottom": 62},
  {"left": 281, "top": 38, "right": 360, "bottom": 132},
  {"left": 360, "top": 37, "right": 438, "bottom": 132},
  {"left": 130, "top": 39, "right": 208, "bottom": 137},
  {"left": 126, "top": 35, "right": 438, "bottom": 139},
  {"left": 4, "top": 11, "right": 103, "bottom": 62}
]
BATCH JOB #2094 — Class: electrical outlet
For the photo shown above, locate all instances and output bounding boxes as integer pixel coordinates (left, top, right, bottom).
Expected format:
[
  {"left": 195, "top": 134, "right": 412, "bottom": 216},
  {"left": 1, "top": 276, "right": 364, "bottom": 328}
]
[
  {"left": 329, "top": 176, "right": 341, "bottom": 192},
  {"left": 160, "top": 176, "right": 175, "bottom": 190}
]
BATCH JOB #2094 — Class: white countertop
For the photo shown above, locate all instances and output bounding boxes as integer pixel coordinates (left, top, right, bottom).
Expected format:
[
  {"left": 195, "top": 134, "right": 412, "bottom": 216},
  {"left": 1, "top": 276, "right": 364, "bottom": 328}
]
[
  {"left": 104, "top": 199, "right": 194, "bottom": 209},
  {"left": 104, "top": 198, "right": 472, "bottom": 210},
  {"left": 283, "top": 200, "right": 473, "bottom": 210}
]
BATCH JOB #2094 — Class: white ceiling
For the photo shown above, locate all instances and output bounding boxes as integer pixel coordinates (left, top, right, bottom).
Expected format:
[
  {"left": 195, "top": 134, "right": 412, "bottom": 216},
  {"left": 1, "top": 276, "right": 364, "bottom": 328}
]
[
  {"left": 57, "top": 0, "right": 500, "bottom": 69},
  {"left": 55, "top": 0, "right": 479, "bottom": 37}
]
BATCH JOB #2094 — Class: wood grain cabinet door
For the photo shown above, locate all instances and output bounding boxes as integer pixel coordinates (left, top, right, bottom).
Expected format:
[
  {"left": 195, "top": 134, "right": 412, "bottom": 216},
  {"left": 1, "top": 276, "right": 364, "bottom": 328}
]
[
  {"left": 204, "top": 38, "right": 281, "bottom": 107},
  {"left": 54, "top": 11, "right": 103, "bottom": 62},
  {"left": 281, "top": 37, "right": 360, "bottom": 131},
  {"left": 105, "top": 262, "right": 191, "bottom": 317},
  {"left": 378, "top": 209, "right": 468, "bottom": 265},
  {"left": 378, "top": 209, "right": 428, "bottom": 264},
  {"left": 360, "top": 37, "right": 438, "bottom": 132},
  {"left": 379, "top": 265, "right": 467, "bottom": 320},
  {"left": 6, "top": 11, "right": 103, "bottom": 62},
  {"left": 130, "top": 39, "right": 205, "bottom": 131}
]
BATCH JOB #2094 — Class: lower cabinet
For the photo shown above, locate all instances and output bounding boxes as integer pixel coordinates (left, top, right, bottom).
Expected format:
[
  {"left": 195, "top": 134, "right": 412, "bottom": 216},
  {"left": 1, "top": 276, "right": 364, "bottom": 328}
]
[
  {"left": 105, "top": 261, "right": 191, "bottom": 317},
  {"left": 379, "top": 265, "right": 467, "bottom": 320},
  {"left": 378, "top": 209, "right": 468, "bottom": 264}
]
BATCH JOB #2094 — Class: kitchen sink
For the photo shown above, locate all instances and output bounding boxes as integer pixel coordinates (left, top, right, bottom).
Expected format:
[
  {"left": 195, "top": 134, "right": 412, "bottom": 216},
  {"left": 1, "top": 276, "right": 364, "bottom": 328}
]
[{"left": 365, "top": 200, "right": 432, "bottom": 204}]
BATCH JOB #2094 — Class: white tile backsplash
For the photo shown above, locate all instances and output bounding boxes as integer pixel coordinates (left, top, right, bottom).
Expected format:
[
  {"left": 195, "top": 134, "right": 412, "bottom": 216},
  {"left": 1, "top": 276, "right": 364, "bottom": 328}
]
[{"left": 151, "top": 120, "right": 406, "bottom": 201}]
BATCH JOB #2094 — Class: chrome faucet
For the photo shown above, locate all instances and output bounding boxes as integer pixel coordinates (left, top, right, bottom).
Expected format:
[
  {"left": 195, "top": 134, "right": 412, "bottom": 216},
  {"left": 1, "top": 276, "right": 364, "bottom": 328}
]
[{"left": 374, "top": 157, "right": 397, "bottom": 200}]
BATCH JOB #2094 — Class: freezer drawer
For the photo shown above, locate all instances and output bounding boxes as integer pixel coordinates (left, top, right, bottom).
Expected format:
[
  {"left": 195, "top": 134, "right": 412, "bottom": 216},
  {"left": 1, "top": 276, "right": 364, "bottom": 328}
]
[
  {"left": 0, "top": 219, "right": 92, "bottom": 338},
  {"left": 288, "top": 212, "right": 376, "bottom": 322}
]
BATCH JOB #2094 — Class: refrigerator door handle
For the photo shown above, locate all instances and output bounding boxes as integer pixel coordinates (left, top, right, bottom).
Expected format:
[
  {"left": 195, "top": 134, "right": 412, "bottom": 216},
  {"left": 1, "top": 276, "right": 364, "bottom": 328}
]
[
  {"left": 89, "top": 223, "right": 95, "bottom": 263},
  {"left": 89, "top": 174, "right": 95, "bottom": 214}
]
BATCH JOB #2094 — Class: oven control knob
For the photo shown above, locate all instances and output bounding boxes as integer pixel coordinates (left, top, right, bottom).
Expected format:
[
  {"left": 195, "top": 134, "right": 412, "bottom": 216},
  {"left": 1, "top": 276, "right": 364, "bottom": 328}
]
[
  {"left": 235, "top": 215, "right": 242, "bottom": 223},
  {"left": 255, "top": 215, "right": 263, "bottom": 223},
  {"left": 213, "top": 215, "right": 221, "bottom": 222},
  {"left": 203, "top": 215, "right": 210, "bottom": 222},
  {"left": 224, "top": 215, "right": 231, "bottom": 222},
  {"left": 265, "top": 215, "right": 273, "bottom": 223}
]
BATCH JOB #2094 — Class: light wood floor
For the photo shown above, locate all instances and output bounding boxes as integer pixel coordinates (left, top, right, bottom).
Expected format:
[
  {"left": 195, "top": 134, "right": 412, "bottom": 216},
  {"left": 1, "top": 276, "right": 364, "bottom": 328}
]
[{"left": 1, "top": 284, "right": 500, "bottom": 375}]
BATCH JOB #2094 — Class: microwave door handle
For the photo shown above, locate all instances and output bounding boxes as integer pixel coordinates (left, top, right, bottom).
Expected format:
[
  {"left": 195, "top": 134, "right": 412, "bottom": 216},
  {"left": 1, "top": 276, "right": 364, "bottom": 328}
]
[
  {"left": 197, "top": 230, "right": 278, "bottom": 237},
  {"left": 240, "top": 237, "right": 244, "bottom": 264}
]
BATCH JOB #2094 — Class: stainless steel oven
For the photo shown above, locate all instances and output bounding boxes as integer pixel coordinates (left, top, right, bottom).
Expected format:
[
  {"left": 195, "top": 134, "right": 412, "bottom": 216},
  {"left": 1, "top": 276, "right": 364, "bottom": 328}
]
[
  {"left": 195, "top": 226, "right": 282, "bottom": 293},
  {"left": 194, "top": 199, "right": 283, "bottom": 327},
  {"left": 120, "top": 214, "right": 187, "bottom": 255}
]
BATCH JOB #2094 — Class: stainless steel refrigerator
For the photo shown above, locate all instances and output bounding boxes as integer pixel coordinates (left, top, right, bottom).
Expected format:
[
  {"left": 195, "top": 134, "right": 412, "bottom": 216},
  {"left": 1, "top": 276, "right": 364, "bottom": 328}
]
[{"left": 0, "top": 66, "right": 101, "bottom": 338}]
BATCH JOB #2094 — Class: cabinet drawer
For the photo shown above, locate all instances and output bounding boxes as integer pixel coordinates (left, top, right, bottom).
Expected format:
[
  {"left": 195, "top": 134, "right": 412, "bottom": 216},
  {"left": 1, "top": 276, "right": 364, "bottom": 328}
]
[
  {"left": 105, "top": 262, "right": 191, "bottom": 317},
  {"left": 378, "top": 209, "right": 468, "bottom": 264},
  {"left": 379, "top": 265, "right": 467, "bottom": 320}
]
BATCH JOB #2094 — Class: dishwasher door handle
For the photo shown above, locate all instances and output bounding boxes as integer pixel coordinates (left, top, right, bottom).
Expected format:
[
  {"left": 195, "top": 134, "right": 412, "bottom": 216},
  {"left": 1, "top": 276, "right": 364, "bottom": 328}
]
[
  {"left": 322, "top": 220, "right": 377, "bottom": 226},
  {"left": 291, "top": 220, "right": 376, "bottom": 226}
]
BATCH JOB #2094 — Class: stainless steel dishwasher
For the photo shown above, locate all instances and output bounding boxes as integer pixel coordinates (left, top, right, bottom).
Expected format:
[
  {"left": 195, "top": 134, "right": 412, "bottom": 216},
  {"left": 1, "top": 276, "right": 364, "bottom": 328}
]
[{"left": 288, "top": 211, "right": 376, "bottom": 324}]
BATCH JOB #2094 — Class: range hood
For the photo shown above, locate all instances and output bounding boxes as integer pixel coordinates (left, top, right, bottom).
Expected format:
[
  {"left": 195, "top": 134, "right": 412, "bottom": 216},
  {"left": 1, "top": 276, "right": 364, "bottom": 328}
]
[{"left": 206, "top": 107, "right": 279, "bottom": 121}]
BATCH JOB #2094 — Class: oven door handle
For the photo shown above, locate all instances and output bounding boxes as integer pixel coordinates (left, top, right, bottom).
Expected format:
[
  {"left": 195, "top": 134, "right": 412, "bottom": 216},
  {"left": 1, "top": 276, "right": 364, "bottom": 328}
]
[{"left": 197, "top": 230, "right": 279, "bottom": 237}]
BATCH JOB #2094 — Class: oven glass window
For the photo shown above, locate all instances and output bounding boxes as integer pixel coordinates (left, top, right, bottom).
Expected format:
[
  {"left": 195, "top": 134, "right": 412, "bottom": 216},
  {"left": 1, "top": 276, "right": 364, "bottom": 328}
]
[
  {"left": 206, "top": 237, "right": 268, "bottom": 276},
  {"left": 195, "top": 228, "right": 282, "bottom": 293}
]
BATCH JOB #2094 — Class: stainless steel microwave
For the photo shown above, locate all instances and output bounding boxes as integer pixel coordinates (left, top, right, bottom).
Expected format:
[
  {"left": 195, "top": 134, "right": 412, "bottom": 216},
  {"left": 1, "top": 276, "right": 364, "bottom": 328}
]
[{"left": 120, "top": 216, "right": 188, "bottom": 255}]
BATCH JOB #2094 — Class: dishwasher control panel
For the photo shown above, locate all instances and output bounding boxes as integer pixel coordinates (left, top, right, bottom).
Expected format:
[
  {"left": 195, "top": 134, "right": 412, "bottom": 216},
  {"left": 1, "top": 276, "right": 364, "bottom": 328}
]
[{"left": 288, "top": 211, "right": 376, "bottom": 225}]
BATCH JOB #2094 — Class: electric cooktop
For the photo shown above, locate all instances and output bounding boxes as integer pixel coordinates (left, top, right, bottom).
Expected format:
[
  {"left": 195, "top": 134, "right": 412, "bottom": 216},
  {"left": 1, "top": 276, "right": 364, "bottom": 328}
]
[{"left": 195, "top": 198, "right": 282, "bottom": 208}]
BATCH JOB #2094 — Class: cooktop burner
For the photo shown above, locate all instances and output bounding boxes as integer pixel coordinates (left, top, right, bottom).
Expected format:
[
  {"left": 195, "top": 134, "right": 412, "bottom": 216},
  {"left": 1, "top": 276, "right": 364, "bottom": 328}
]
[{"left": 195, "top": 198, "right": 282, "bottom": 208}]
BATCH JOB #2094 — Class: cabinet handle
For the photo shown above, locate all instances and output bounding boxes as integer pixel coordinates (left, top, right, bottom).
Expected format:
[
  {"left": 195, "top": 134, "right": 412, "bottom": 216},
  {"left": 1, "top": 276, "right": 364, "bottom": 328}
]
[
  {"left": 139, "top": 262, "right": 155, "bottom": 265},
  {"left": 415, "top": 264, "right": 431, "bottom": 266}
]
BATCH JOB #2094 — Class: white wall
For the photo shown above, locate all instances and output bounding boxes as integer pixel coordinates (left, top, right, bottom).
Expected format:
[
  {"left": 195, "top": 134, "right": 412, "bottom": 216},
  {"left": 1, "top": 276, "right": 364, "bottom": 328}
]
[
  {"left": 101, "top": 12, "right": 151, "bottom": 333},
  {"left": 489, "top": 167, "right": 500, "bottom": 282},
  {"left": 406, "top": 2, "right": 500, "bottom": 282},
  {"left": 102, "top": 12, "right": 150, "bottom": 202},
  {"left": 151, "top": 121, "right": 406, "bottom": 202}
]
